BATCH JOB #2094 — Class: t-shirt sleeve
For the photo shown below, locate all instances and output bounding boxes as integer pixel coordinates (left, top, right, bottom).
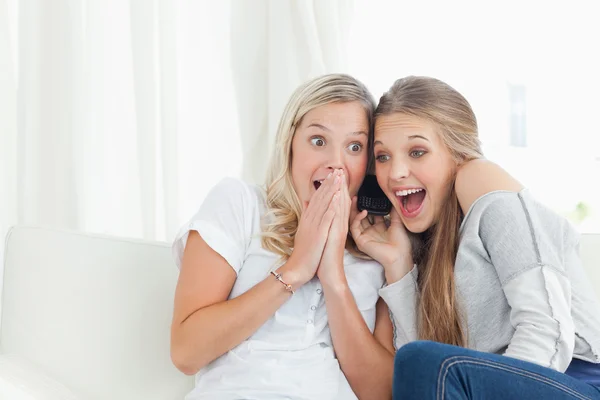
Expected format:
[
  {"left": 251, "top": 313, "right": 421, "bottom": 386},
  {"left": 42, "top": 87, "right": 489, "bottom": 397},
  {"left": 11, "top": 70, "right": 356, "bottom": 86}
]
[{"left": 172, "top": 178, "right": 255, "bottom": 275}]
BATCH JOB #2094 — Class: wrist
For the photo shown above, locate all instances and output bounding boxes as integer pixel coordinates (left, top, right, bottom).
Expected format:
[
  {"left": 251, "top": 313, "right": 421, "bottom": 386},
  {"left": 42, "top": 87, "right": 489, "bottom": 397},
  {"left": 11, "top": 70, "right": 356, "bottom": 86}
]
[
  {"left": 277, "top": 258, "right": 311, "bottom": 288},
  {"left": 320, "top": 272, "right": 349, "bottom": 295},
  {"left": 383, "top": 255, "right": 414, "bottom": 284},
  {"left": 317, "top": 247, "right": 346, "bottom": 284}
]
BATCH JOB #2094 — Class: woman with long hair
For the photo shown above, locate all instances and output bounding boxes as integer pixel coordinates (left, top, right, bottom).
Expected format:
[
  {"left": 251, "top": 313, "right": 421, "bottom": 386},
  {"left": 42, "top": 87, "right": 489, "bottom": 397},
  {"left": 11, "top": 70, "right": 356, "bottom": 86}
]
[
  {"left": 351, "top": 76, "right": 600, "bottom": 398},
  {"left": 170, "top": 74, "right": 396, "bottom": 400}
]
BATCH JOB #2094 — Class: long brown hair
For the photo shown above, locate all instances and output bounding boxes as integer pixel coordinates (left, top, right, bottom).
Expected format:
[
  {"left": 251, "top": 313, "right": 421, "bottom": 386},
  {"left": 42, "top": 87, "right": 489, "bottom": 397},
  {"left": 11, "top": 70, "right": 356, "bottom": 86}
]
[{"left": 375, "top": 76, "right": 483, "bottom": 346}]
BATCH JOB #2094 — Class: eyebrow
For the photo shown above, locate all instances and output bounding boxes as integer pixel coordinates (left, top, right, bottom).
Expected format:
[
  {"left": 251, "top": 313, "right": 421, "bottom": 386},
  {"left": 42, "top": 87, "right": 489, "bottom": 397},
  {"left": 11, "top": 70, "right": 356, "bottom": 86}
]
[
  {"left": 307, "top": 123, "right": 368, "bottom": 137},
  {"left": 374, "top": 135, "right": 429, "bottom": 146}
]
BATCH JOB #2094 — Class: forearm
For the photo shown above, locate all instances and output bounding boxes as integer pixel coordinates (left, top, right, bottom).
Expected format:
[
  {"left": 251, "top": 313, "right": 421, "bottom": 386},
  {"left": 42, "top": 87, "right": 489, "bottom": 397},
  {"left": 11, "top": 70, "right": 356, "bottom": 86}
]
[
  {"left": 322, "top": 279, "right": 394, "bottom": 400},
  {"left": 378, "top": 266, "right": 420, "bottom": 349},
  {"left": 171, "top": 263, "right": 302, "bottom": 375}
]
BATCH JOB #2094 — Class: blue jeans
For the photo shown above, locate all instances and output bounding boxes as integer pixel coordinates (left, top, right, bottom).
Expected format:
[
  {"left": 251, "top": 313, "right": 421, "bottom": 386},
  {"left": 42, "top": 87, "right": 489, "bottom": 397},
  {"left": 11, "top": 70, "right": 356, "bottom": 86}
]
[{"left": 393, "top": 341, "right": 600, "bottom": 399}]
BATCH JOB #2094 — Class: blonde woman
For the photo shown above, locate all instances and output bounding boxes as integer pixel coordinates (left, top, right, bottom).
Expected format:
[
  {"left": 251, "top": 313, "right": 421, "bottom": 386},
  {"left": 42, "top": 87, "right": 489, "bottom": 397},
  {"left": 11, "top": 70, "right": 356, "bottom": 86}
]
[
  {"left": 170, "top": 74, "right": 396, "bottom": 399},
  {"left": 351, "top": 75, "right": 600, "bottom": 398}
]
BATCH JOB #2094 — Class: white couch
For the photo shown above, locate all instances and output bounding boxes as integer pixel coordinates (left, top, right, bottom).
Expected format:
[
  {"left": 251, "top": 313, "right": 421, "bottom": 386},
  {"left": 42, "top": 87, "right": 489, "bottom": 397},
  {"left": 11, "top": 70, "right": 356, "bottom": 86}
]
[
  {"left": 1, "top": 226, "right": 599, "bottom": 399},
  {"left": 1, "top": 226, "right": 194, "bottom": 399}
]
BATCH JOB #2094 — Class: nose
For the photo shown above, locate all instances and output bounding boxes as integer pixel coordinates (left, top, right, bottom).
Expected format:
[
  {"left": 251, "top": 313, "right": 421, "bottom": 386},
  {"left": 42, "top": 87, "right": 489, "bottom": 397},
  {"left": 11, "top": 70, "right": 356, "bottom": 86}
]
[
  {"left": 326, "top": 147, "right": 345, "bottom": 173},
  {"left": 390, "top": 158, "right": 409, "bottom": 181}
]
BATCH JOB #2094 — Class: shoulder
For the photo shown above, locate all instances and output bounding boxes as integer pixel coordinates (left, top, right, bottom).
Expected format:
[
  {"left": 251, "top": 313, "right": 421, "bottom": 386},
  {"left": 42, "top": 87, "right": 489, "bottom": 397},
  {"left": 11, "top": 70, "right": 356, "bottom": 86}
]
[
  {"left": 196, "top": 177, "right": 267, "bottom": 226},
  {"left": 455, "top": 159, "right": 523, "bottom": 215},
  {"left": 207, "top": 177, "right": 264, "bottom": 206},
  {"left": 460, "top": 187, "right": 577, "bottom": 255}
]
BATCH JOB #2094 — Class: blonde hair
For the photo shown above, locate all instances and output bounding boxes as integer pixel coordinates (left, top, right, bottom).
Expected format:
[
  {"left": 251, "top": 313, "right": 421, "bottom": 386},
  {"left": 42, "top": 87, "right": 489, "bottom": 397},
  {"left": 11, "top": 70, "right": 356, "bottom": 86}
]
[
  {"left": 375, "top": 76, "right": 483, "bottom": 347},
  {"left": 261, "top": 74, "right": 376, "bottom": 259}
]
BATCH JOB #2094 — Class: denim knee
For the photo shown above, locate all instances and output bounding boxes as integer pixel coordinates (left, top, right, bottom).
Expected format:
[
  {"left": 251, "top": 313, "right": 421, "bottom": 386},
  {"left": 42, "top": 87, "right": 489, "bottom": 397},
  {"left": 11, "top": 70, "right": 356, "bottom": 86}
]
[{"left": 394, "top": 341, "right": 443, "bottom": 373}]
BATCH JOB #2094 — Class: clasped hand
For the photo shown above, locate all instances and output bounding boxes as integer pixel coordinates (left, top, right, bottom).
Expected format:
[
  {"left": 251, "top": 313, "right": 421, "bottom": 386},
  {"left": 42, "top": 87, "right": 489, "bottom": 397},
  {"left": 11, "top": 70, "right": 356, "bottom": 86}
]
[{"left": 289, "top": 169, "right": 414, "bottom": 288}]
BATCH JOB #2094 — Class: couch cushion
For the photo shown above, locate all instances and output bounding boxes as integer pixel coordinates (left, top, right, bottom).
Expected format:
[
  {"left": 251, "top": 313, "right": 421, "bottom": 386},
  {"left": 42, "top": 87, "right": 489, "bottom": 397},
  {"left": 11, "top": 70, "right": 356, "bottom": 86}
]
[
  {"left": 1, "top": 226, "right": 193, "bottom": 400},
  {"left": 0, "top": 354, "right": 80, "bottom": 399}
]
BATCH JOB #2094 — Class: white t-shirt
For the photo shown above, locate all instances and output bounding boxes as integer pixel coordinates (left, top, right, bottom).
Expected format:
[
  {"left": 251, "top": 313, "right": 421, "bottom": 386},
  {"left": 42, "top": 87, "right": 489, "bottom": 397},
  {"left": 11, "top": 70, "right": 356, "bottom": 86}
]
[{"left": 172, "top": 178, "right": 385, "bottom": 400}]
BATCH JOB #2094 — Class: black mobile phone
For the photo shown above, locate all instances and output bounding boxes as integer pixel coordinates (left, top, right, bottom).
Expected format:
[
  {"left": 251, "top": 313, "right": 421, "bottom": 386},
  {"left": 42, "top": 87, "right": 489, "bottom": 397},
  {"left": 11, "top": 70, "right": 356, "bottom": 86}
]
[{"left": 357, "top": 175, "right": 392, "bottom": 216}]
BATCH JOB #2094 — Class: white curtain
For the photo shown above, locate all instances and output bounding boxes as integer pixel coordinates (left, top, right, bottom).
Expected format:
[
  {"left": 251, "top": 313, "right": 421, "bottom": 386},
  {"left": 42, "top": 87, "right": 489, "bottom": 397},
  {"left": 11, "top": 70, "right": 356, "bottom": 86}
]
[
  {"left": 1, "top": 0, "right": 177, "bottom": 244},
  {"left": 231, "top": 0, "right": 354, "bottom": 184},
  {"left": 1, "top": 0, "right": 18, "bottom": 263},
  {"left": 0, "top": 0, "right": 355, "bottom": 277}
]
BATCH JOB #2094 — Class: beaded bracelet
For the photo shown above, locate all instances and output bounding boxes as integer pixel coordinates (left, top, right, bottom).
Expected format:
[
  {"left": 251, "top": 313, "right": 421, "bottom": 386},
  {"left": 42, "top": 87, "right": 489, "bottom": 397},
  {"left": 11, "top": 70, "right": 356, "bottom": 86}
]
[{"left": 270, "top": 271, "right": 294, "bottom": 294}]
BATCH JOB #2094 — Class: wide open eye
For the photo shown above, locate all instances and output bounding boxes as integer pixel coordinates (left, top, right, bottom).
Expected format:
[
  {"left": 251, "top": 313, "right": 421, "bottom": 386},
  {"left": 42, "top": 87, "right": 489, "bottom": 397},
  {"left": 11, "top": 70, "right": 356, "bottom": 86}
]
[{"left": 310, "top": 137, "right": 326, "bottom": 147}]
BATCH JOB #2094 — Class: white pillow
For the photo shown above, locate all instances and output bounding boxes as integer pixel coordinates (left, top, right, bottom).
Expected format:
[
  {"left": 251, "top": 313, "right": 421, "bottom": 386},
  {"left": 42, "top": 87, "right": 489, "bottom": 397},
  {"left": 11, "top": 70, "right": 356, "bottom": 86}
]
[{"left": 0, "top": 354, "right": 80, "bottom": 400}]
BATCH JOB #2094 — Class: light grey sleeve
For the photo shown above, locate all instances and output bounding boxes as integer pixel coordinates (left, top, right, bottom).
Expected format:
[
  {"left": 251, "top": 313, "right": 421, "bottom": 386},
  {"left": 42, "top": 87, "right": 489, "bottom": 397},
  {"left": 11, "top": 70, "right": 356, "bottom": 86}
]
[
  {"left": 479, "top": 192, "right": 575, "bottom": 371},
  {"left": 378, "top": 266, "right": 419, "bottom": 350}
]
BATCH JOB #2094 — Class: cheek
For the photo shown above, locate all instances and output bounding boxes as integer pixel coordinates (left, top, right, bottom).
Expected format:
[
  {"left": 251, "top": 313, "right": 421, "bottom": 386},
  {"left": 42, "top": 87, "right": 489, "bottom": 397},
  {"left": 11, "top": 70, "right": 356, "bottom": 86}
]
[
  {"left": 418, "top": 170, "right": 441, "bottom": 188},
  {"left": 375, "top": 161, "right": 389, "bottom": 179},
  {"left": 375, "top": 164, "right": 388, "bottom": 191},
  {"left": 290, "top": 157, "right": 308, "bottom": 194},
  {"left": 419, "top": 169, "right": 452, "bottom": 207},
  {"left": 346, "top": 156, "right": 368, "bottom": 192},
  {"left": 290, "top": 158, "right": 300, "bottom": 181},
  {"left": 292, "top": 162, "right": 310, "bottom": 184},
  {"left": 415, "top": 156, "right": 451, "bottom": 189}
]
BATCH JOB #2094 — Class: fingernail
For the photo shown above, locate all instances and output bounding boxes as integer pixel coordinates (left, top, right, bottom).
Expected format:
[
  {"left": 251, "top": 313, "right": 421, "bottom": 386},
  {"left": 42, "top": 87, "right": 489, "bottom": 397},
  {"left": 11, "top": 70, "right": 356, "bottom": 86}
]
[
  {"left": 327, "top": 172, "right": 332, "bottom": 179},
  {"left": 334, "top": 176, "right": 340, "bottom": 183}
]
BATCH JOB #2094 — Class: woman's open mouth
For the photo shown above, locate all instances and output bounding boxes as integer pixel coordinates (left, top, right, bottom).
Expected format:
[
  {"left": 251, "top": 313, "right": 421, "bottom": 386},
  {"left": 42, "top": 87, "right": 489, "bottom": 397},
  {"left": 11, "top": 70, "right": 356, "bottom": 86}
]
[{"left": 396, "top": 188, "right": 426, "bottom": 218}]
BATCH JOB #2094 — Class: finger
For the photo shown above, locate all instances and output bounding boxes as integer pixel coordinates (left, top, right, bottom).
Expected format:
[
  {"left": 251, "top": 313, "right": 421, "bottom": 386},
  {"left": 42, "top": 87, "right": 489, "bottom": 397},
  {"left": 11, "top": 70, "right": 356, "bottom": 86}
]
[
  {"left": 372, "top": 215, "right": 388, "bottom": 234},
  {"left": 321, "top": 209, "right": 336, "bottom": 243},
  {"left": 325, "top": 187, "right": 340, "bottom": 215},
  {"left": 306, "top": 171, "right": 336, "bottom": 221},
  {"left": 332, "top": 189, "right": 343, "bottom": 233},
  {"left": 360, "top": 213, "right": 373, "bottom": 230},
  {"left": 389, "top": 206, "right": 403, "bottom": 226},
  {"left": 341, "top": 173, "right": 351, "bottom": 221},
  {"left": 311, "top": 171, "right": 334, "bottom": 204},
  {"left": 320, "top": 192, "right": 339, "bottom": 238},
  {"left": 317, "top": 170, "right": 341, "bottom": 200},
  {"left": 349, "top": 196, "right": 360, "bottom": 222},
  {"left": 314, "top": 172, "right": 341, "bottom": 218},
  {"left": 350, "top": 208, "right": 368, "bottom": 239},
  {"left": 316, "top": 171, "right": 342, "bottom": 212}
]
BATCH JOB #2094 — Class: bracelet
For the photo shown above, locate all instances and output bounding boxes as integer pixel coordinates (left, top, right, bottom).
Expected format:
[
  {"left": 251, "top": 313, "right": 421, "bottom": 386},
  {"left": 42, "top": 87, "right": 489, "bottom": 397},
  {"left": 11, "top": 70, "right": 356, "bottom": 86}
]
[{"left": 270, "top": 271, "right": 294, "bottom": 294}]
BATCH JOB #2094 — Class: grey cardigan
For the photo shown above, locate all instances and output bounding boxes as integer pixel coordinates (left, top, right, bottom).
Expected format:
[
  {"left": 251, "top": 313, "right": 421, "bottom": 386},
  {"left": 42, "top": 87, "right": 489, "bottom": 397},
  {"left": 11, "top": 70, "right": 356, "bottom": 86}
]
[{"left": 380, "top": 189, "right": 600, "bottom": 372}]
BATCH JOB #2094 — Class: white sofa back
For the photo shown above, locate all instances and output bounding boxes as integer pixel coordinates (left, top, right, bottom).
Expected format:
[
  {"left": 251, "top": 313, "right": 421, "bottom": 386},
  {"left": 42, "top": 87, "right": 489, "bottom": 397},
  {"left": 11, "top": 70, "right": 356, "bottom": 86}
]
[
  {"left": 1, "top": 226, "right": 599, "bottom": 399},
  {"left": 1, "top": 226, "right": 193, "bottom": 399}
]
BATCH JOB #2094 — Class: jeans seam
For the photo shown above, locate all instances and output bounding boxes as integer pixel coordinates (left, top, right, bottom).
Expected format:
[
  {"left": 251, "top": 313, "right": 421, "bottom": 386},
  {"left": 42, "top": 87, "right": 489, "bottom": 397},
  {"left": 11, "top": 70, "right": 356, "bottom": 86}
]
[{"left": 436, "top": 356, "right": 592, "bottom": 400}]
